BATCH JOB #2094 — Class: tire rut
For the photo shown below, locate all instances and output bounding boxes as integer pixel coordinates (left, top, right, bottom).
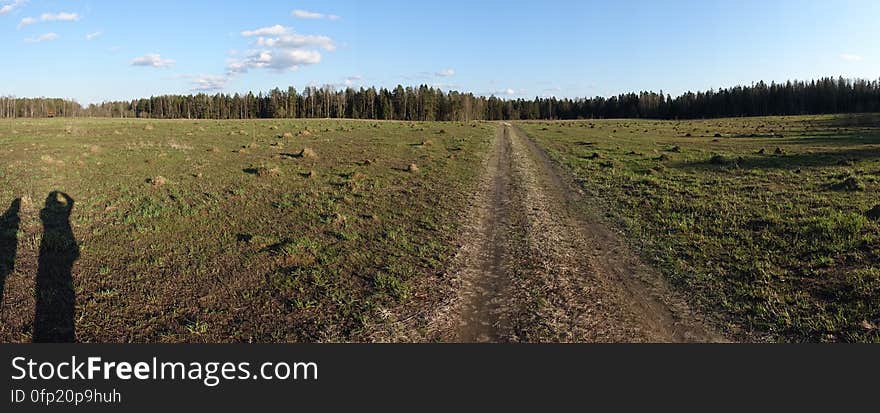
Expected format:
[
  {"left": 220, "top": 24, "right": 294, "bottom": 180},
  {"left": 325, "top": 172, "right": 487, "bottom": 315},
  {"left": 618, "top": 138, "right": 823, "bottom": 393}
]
[{"left": 430, "top": 124, "right": 722, "bottom": 342}]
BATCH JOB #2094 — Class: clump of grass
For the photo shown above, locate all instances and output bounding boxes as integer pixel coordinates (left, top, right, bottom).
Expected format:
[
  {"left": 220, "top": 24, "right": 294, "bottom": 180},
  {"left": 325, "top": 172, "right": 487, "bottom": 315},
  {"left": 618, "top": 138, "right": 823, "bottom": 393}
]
[
  {"left": 281, "top": 132, "right": 294, "bottom": 139},
  {"left": 144, "top": 125, "right": 154, "bottom": 131},
  {"left": 832, "top": 176, "right": 865, "bottom": 191},
  {"left": 148, "top": 176, "right": 167, "bottom": 187},
  {"left": 774, "top": 147, "right": 785, "bottom": 155},
  {"left": 298, "top": 148, "right": 317, "bottom": 159},
  {"left": 40, "top": 155, "right": 64, "bottom": 165},
  {"left": 373, "top": 273, "right": 409, "bottom": 300},
  {"left": 329, "top": 213, "right": 347, "bottom": 226},
  {"left": 709, "top": 154, "right": 728, "bottom": 165},
  {"left": 245, "top": 166, "right": 281, "bottom": 177}
]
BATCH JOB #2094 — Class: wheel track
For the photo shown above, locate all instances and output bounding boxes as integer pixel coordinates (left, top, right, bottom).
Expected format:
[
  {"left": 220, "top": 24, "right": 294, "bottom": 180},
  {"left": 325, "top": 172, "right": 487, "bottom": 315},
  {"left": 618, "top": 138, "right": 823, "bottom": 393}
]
[{"left": 429, "top": 124, "right": 722, "bottom": 342}]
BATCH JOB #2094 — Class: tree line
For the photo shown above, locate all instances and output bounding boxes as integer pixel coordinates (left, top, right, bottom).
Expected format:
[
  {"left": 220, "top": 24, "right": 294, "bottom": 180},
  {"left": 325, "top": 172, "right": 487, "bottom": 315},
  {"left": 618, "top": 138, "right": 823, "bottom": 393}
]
[{"left": 3, "top": 77, "right": 879, "bottom": 121}]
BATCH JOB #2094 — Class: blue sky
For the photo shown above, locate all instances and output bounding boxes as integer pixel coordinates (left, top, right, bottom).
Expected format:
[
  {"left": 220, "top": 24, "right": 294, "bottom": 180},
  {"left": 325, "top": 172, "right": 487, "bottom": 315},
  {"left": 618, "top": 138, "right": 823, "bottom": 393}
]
[{"left": 1, "top": 0, "right": 878, "bottom": 104}]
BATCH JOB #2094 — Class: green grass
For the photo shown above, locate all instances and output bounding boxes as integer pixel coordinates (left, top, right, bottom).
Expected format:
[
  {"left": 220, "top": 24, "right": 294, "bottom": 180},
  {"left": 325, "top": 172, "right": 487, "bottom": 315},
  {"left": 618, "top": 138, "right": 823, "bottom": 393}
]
[
  {"left": 0, "top": 118, "right": 492, "bottom": 342},
  {"left": 519, "top": 114, "right": 880, "bottom": 342}
]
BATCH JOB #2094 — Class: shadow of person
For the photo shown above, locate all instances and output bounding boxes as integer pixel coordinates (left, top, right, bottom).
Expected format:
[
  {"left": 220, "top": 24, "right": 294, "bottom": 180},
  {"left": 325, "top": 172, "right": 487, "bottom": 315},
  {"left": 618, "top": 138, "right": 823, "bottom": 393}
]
[
  {"left": 34, "top": 192, "right": 79, "bottom": 343},
  {"left": 0, "top": 198, "right": 21, "bottom": 305}
]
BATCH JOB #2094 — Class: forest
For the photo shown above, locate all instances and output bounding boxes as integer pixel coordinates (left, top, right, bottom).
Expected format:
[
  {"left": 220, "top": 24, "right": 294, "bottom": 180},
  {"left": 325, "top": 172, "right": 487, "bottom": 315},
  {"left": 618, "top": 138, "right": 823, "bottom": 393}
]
[{"left": 2, "top": 76, "right": 879, "bottom": 121}]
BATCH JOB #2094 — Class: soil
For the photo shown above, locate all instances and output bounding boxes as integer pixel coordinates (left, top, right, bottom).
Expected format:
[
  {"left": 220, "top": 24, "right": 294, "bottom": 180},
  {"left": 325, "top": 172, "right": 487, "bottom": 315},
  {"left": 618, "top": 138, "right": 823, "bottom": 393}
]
[{"left": 428, "top": 124, "right": 723, "bottom": 342}]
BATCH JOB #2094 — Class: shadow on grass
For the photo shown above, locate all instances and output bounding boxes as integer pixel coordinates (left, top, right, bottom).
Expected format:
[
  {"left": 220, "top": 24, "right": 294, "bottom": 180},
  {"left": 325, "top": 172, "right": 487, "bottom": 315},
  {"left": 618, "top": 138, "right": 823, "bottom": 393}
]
[
  {"left": 809, "top": 113, "right": 880, "bottom": 129},
  {"left": 0, "top": 198, "right": 21, "bottom": 306},
  {"left": 786, "top": 133, "right": 880, "bottom": 147},
  {"left": 676, "top": 140, "right": 880, "bottom": 171},
  {"left": 34, "top": 192, "right": 79, "bottom": 343}
]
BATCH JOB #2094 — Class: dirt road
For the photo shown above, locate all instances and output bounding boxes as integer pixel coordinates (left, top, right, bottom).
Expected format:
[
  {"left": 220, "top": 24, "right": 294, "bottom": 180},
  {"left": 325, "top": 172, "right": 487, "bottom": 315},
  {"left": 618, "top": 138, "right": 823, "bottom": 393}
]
[{"left": 429, "top": 124, "right": 721, "bottom": 342}]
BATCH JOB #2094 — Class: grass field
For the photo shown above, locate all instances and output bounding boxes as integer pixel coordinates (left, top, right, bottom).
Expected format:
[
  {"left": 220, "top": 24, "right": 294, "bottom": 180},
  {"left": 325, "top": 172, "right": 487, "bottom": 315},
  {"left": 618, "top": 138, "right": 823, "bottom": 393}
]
[
  {"left": 2, "top": 114, "right": 879, "bottom": 343},
  {"left": 0, "top": 118, "right": 493, "bottom": 342},
  {"left": 519, "top": 114, "right": 880, "bottom": 342}
]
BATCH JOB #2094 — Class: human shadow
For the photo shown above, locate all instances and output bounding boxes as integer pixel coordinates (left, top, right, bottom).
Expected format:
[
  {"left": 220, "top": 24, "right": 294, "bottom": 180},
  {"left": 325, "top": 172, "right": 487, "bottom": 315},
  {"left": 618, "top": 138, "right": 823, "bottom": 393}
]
[
  {"left": 0, "top": 198, "right": 21, "bottom": 305},
  {"left": 33, "top": 192, "right": 79, "bottom": 343}
]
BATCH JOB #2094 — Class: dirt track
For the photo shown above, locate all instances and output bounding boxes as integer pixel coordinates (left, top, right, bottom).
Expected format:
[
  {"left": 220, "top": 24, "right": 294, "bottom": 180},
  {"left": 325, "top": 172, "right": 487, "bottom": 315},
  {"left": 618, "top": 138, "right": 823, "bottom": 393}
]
[{"left": 429, "top": 124, "right": 722, "bottom": 342}]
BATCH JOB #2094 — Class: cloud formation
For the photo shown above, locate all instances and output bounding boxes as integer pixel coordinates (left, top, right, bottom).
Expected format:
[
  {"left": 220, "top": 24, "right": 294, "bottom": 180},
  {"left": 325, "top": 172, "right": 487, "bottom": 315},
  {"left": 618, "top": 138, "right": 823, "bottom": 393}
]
[
  {"left": 18, "top": 11, "right": 79, "bottom": 29},
  {"left": 840, "top": 53, "right": 863, "bottom": 62},
  {"left": 486, "top": 88, "right": 527, "bottom": 97},
  {"left": 241, "top": 25, "right": 289, "bottom": 37},
  {"left": 131, "top": 53, "right": 175, "bottom": 68},
  {"left": 25, "top": 32, "right": 58, "bottom": 43},
  {"left": 292, "top": 9, "right": 340, "bottom": 20},
  {"left": 0, "top": 0, "right": 27, "bottom": 16},
  {"left": 16, "top": 16, "right": 33, "bottom": 28},
  {"left": 436, "top": 68, "right": 456, "bottom": 77},
  {"left": 230, "top": 24, "right": 336, "bottom": 73},
  {"left": 345, "top": 75, "right": 362, "bottom": 84},
  {"left": 86, "top": 31, "right": 102, "bottom": 40},
  {"left": 228, "top": 49, "right": 321, "bottom": 73},
  {"left": 189, "top": 75, "right": 230, "bottom": 92},
  {"left": 256, "top": 33, "right": 336, "bottom": 51}
]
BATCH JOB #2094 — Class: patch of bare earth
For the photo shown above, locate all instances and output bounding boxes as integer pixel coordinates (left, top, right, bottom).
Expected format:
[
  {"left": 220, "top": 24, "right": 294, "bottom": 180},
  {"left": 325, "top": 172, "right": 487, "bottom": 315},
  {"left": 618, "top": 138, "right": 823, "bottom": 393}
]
[{"left": 427, "top": 124, "right": 722, "bottom": 342}]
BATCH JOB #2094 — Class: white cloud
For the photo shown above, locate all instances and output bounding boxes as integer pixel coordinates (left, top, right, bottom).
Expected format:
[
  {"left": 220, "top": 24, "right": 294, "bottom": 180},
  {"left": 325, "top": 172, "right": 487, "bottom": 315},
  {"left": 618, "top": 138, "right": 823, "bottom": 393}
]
[
  {"left": 86, "top": 31, "right": 102, "bottom": 40},
  {"left": 0, "top": 0, "right": 27, "bottom": 16},
  {"left": 840, "top": 53, "right": 863, "bottom": 62},
  {"left": 256, "top": 33, "right": 336, "bottom": 51},
  {"left": 436, "top": 68, "right": 456, "bottom": 77},
  {"left": 189, "top": 74, "right": 230, "bottom": 92},
  {"left": 231, "top": 24, "right": 336, "bottom": 74},
  {"left": 42, "top": 12, "right": 79, "bottom": 22},
  {"left": 292, "top": 9, "right": 340, "bottom": 20},
  {"left": 241, "top": 25, "right": 290, "bottom": 37},
  {"left": 292, "top": 10, "right": 322, "bottom": 19},
  {"left": 131, "top": 53, "right": 175, "bottom": 68},
  {"left": 228, "top": 49, "right": 322, "bottom": 73},
  {"left": 25, "top": 32, "right": 58, "bottom": 43},
  {"left": 19, "top": 11, "right": 79, "bottom": 29},
  {"left": 16, "top": 16, "right": 33, "bottom": 28},
  {"left": 344, "top": 75, "right": 363, "bottom": 86},
  {"left": 486, "top": 88, "right": 527, "bottom": 97}
]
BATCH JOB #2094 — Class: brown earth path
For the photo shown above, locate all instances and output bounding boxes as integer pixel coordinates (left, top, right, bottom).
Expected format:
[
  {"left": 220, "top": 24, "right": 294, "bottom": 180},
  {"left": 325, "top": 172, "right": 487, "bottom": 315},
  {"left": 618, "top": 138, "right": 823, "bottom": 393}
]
[{"left": 428, "top": 124, "right": 723, "bottom": 342}]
